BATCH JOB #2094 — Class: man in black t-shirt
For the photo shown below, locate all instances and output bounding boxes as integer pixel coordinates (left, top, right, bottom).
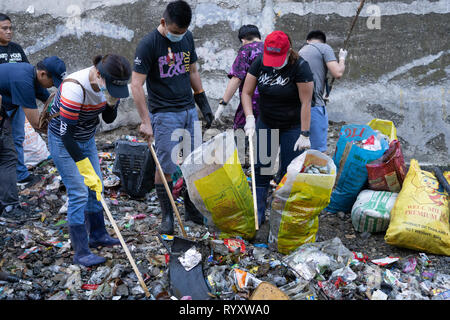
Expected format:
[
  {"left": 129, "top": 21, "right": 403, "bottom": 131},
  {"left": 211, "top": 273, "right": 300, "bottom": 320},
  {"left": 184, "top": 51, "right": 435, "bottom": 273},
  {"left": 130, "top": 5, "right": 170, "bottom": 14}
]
[
  {"left": 0, "top": 13, "right": 50, "bottom": 188},
  {"left": 131, "top": 0, "right": 212, "bottom": 234}
]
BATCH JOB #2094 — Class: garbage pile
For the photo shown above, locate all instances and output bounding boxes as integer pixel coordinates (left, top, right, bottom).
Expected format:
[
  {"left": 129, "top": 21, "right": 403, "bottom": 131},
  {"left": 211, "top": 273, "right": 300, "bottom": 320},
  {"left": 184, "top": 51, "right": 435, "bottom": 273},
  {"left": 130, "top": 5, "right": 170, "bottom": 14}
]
[{"left": 1, "top": 122, "right": 449, "bottom": 301}]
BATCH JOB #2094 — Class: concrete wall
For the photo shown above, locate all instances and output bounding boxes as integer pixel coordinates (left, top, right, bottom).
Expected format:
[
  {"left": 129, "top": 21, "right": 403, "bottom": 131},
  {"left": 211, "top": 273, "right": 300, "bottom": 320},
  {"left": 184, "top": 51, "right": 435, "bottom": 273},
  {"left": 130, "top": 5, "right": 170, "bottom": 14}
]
[{"left": 1, "top": 0, "right": 449, "bottom": 164}]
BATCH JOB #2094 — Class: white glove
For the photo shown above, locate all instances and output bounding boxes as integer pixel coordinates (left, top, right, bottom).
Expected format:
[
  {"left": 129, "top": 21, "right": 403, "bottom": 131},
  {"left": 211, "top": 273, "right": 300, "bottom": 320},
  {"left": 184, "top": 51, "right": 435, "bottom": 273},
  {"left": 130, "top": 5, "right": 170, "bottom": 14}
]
[
  {"left": 104, "top": 91, "right": 119, "bottom": 106},
  {"left": 293, "top": 134, "right": 311, "bottom": 152},
  {"left": 339, "top": 48, "right": 348, "bottom": 61},
  {"left": 244, "top": 115, "right": 255, "bottom": 137},
  {"left": 214, "top": 104, "right": 225, "bottom": 123}
]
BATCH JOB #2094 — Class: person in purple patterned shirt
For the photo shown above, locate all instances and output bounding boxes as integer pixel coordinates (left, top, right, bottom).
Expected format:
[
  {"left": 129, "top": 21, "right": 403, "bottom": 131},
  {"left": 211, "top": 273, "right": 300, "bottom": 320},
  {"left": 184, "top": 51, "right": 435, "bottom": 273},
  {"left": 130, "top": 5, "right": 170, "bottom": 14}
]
[{"left": 214, "top": 25, "right": 263, "bottom": 129}]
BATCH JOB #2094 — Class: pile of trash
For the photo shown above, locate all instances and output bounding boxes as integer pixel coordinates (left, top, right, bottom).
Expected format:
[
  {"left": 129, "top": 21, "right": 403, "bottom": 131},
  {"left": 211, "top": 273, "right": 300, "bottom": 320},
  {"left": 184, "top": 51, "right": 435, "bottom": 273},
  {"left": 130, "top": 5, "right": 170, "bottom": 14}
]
[{"left": 1, "top": 122, "right": 449, "bottom": 301}]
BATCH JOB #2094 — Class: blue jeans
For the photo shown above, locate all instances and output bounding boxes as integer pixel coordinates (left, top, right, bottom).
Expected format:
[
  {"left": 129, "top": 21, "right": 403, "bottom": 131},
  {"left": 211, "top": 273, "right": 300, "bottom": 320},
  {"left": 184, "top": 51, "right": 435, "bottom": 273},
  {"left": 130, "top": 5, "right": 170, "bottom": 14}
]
[
  {"left": 310, "top": 105, "right": 328, "bottom": 153},
  {"left": 11, "top": 107, "right": 30, "bottom": 181},
  {"left": 150, "top": 107, "right": 199, "bottom": 175},
  {"left": 255, "top": 117, "right": 303, "bottom": 188},
  {"left": 48, "top": 132, "right": 103, "bottom": 225}
]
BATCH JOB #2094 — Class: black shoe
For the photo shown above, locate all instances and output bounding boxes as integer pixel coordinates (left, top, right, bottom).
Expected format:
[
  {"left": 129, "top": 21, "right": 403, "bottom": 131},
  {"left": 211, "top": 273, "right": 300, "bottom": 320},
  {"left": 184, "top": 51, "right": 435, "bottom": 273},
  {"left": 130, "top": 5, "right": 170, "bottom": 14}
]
[
  {"left": 17, "top": 174, "right": 42, "bottom": 188},
  {"left": 1, "top": 204, "right": 36, "bottom": 221}
]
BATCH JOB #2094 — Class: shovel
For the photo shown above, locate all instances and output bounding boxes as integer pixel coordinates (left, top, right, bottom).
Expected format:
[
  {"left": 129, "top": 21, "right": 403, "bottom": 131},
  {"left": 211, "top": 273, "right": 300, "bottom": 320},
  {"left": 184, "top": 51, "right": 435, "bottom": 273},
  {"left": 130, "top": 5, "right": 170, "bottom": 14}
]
[{"left": 157, "top": 233, "right": 211, "bottom": 300}]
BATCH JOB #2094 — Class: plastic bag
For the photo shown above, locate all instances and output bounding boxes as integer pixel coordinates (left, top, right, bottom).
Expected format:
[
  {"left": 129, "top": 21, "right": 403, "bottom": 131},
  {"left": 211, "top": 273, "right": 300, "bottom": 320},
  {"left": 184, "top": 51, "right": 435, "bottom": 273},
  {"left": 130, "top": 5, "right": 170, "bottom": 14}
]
[
  {"left": 366, "top": 140, "right": 406, "bottom": 192},
  {"left": 326, "top": 124, "right": 389, "bottom": 213},
  {"left": 23, "top": 118, "right": 50, "bottom": 168},
  {"left": 367, "top": 118, "right": 398, "bottom": 141},
  {"left": 384, "top": 160, "right": 450, "bottom": 256},
  {"left": 351, "top": 190, "right": 398, "bottom": 233},
  {"left": 269, "top": 150, "right": 336, "bottom": 255},
  {"left": 283, "top": 237, "right": 354, "bottom": 281},
  {"left": 181, "top": 131, "right": 255, "bottom": 239}
]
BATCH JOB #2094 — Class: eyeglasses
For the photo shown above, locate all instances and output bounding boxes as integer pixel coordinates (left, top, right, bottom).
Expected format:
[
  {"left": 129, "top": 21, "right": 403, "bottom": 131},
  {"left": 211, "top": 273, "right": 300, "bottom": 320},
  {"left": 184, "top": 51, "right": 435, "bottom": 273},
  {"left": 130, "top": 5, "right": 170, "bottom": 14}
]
[{"left": 1, "top": 26, "right": 13, "bottom": 32}]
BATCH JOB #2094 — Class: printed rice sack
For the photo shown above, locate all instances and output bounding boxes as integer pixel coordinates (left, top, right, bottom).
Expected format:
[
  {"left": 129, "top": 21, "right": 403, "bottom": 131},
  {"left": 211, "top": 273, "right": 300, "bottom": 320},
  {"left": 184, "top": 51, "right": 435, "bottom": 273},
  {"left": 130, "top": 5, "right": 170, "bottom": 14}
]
[
  {"left": 269, "top": 150, "right": 336, "bottom": 254},
  {"left": 181, "top": 131, "right": 255, "bottom": 240},
  {"left": 385, "top": 160, "right": 450, "bottom": 256},
  {"left": 23, "top": 118, "right": 50, "bottom": 168},
  {"left": 351, "top": 190, "right": 398, "bottom": 233},
  {"left": 326, "top": 124, "right": 389, "bottom": 213}
]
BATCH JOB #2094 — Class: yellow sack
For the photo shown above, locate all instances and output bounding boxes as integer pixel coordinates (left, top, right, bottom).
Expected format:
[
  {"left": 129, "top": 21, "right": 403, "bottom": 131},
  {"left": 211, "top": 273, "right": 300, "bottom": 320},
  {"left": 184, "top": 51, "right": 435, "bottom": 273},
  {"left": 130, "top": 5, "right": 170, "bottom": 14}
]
[
  {"left": 269, "top": 150, "right": 336, "bottom": 254},
  {"left": 181, "top": 132, "right": 255, "bottom": 239},
  {"left": 385, "top": 160, "right": 450, "bottom": 256},
  {"left": 367, "top": 118, "right": 398, "bottom": 141}
]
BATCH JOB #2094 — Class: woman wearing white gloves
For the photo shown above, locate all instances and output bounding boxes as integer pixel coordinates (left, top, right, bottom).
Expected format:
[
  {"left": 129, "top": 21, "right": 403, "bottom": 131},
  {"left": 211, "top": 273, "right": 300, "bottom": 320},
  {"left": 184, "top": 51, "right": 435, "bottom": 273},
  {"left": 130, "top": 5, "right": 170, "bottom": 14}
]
[{"left": 241, "top": 31, "right": 314, "bottom": 225}]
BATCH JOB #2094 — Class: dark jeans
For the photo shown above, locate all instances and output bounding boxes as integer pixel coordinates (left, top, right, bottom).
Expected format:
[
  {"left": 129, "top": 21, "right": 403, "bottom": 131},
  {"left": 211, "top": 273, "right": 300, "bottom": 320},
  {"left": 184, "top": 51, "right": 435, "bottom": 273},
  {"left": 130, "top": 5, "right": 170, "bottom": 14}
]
[
  {"left": 254, "top": 117, "right": 303, "bottom": 188},
  {"left": 0, "top": 117, "right": 19, "bottom": 210}
]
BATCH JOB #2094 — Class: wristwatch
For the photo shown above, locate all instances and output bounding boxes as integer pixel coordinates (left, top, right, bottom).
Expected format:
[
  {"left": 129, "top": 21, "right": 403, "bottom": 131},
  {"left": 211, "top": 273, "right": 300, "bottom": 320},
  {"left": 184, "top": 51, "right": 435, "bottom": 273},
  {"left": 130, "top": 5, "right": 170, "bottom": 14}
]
[
  {"left": 300, "top": 130, "right": 310, "bottom": 137},
  {"left": 219, "top": 99, "right": 227, "bottom": 106}
]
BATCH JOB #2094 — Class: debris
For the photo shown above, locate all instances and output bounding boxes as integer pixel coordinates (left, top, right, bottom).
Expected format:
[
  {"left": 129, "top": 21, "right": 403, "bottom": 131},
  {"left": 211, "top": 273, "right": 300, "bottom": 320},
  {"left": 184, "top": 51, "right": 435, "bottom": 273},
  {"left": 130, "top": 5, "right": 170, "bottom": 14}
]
[{"left": 178, "top": 246, "right": 202, "bottom": 272}]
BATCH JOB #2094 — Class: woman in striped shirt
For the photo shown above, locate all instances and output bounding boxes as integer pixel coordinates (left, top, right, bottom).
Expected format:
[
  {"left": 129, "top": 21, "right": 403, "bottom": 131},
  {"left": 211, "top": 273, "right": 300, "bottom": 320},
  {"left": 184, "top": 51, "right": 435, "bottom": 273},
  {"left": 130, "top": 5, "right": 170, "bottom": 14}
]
[{"left": 48, "top": 54, "right": 131, "bottom": 267}]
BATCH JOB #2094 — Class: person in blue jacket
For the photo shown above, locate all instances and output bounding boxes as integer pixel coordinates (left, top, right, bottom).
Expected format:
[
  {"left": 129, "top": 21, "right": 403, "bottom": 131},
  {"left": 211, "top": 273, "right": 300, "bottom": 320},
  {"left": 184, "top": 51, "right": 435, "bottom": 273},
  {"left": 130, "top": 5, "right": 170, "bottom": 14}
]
[{"left": 0, "top": 56, "right": 66, "bottom": 220}]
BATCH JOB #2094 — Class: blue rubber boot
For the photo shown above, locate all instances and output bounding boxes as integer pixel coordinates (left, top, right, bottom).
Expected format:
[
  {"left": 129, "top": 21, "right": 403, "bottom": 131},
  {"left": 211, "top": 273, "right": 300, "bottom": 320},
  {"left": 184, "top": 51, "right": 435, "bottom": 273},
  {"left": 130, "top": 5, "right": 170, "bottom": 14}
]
[
  {"left": 85, "top": 211, "right": 120, "bottom": 248},
  {"left": 69, "top": 224, "right": 106, "bottom": 267},
  {"left": 256, "top": 187, "right": 268, "bottom": 226}
]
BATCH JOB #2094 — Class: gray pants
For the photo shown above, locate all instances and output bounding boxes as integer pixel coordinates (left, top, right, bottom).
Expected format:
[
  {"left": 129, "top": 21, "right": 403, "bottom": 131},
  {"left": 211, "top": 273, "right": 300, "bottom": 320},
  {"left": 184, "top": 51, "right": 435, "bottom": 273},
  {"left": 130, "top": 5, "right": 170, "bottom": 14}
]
[{"left": 0, "top": 117, "right": 19, "bottom": 210}]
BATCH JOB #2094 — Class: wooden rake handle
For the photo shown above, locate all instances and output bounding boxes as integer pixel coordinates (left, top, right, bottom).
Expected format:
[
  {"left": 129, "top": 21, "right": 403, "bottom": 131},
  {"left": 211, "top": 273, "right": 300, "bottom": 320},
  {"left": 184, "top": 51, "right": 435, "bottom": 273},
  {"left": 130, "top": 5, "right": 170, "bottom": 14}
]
[{"left": 99, "top": 195, "right": 151, "bottom": 298}]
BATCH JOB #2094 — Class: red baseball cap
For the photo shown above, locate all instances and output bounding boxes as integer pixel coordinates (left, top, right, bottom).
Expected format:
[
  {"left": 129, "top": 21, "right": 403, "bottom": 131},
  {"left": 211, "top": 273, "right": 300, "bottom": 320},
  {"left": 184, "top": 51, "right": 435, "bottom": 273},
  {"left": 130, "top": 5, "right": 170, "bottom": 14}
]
[{"left": 263, "top": 31, "right": 290, "bottom": 67}]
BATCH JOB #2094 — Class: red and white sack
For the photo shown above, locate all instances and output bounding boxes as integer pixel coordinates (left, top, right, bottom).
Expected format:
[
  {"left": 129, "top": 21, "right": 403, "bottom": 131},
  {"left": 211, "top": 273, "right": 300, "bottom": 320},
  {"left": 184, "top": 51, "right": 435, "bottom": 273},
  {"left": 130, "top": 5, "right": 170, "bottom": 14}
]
[{"left": 23, "top": 118, "right": 50, "bottom": 168}]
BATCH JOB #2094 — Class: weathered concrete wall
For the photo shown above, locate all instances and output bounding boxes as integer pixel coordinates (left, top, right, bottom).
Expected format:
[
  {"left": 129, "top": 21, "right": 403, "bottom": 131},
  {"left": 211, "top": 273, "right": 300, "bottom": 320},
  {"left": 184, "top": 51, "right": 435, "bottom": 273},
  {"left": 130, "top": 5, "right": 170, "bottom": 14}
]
[{"left": 1, "top": 0, "right": 449, "bottom": 164}]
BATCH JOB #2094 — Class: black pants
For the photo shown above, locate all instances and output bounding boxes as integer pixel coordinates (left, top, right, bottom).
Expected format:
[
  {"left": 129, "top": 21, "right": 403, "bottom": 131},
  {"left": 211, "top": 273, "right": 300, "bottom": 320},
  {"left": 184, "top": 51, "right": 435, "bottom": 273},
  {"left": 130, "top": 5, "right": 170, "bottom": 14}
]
[{"left": 0, "top": 117, "right": 19, "bottom": 210}]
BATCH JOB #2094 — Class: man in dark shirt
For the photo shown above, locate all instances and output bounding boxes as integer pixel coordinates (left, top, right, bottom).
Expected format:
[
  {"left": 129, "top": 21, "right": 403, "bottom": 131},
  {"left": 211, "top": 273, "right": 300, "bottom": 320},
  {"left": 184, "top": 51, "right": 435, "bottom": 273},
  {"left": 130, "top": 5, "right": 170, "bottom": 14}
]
[
  {"left": 131, "top": 0, "right": 212, "bottom": 234},
  {"left": 0, "top": 13, "right": 50, "bottom": 187},
  {"left": 0, "top": 56, "right": 66, "bottom": 220}
]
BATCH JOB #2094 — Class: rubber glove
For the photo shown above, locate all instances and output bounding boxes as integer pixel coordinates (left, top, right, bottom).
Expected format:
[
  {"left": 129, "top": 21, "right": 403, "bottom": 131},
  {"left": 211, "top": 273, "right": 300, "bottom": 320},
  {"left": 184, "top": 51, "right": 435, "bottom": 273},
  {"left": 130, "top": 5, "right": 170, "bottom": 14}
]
[
  {"left": 76, "top": 157, "right": 103, "bottom": 201},
  {"left": 214, "top": 104, "right": 225, "bottom": 124},
  {"left": 293, "top": 135, "right": 311, "bottom": 152},
  {"left": 194, "top": 91, "right": 213, "bottom": 128},
  {"left": 244, "top": 115, "right": 255, "bottom": 137},
  {"left": 339, "top": 49, "right": 348, "bottom": 61}
]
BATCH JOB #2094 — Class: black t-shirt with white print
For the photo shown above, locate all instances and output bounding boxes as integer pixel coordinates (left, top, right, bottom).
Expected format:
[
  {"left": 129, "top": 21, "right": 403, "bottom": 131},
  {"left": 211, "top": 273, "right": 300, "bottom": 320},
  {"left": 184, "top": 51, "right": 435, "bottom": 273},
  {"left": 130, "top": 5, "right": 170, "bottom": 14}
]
[
  {"left": 248, "top": 55, "right": 314, "bottom": 129},
  {"left": 133, "top": 28, "right": 198, "bottom": 114},
  {"left": 0, "top": 42, "right": 29, "bottom": 64}
]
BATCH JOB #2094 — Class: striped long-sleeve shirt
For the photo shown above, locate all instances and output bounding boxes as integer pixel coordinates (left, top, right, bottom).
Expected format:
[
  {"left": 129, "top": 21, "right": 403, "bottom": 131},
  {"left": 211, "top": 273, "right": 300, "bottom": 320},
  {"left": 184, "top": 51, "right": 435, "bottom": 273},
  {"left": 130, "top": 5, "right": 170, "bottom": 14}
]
[
  {"left": 48, "top": 66, "right": 119, "bottom": 162},
  {"left": 49, "top": 67, "right": 111, "bottom": 141}
]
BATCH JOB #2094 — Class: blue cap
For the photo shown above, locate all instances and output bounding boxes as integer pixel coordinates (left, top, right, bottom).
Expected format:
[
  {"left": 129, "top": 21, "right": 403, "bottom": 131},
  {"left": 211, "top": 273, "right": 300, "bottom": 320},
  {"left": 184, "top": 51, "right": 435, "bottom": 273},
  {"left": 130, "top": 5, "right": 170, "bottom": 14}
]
[{"left": 41, "top": 56, "right": 66, "bottom": 88}]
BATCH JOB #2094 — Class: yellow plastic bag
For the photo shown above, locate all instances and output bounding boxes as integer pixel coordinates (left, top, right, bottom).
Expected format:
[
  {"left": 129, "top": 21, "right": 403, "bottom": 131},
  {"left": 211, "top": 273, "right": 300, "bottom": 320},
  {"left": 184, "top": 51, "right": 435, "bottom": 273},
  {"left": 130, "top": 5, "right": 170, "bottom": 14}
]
[
  {"left": 181, "top": 132, "right": 255, "bottom": 239},
  {"left": 367, "top": 118, "right": 398, "bottom": 141},
  {"left": 385, "top": 160, "right": 450, "bottom": 256},
  {"left": 269, "top": 150, "right": 336, "bottom": 254}
]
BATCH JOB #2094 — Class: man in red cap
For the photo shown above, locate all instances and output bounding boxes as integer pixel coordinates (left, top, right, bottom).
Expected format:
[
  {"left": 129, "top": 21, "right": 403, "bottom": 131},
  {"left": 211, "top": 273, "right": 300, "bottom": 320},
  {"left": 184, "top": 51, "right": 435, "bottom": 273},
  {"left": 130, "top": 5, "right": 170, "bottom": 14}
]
[{"left": 241, "top": 30, "right": 314, "bottom": 225}]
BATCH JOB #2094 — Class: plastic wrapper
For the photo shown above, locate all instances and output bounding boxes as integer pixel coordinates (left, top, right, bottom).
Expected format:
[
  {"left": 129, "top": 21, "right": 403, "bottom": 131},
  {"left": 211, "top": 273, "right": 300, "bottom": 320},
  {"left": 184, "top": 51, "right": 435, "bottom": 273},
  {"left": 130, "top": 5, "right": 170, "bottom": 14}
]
[
  {"left": 326, "top": 124, "right": 389, "bottom": 213},
  {"left": 351, "top": 190, "right": 398, "bottom": 233},
  {"left": 269, "top": 150, "right": 336, "bottom": 254},
  {"left": 230, "top": 268, "right": 262, "bottom": 291},
  {"left": 283, "top": 237, "right": 354, "bottom": 281},
  {"left": 181, "top": 131, "right": 255, "bottom": 239},
  {"left": 178, "top": 246, "right": 202, "bottom": 272},
  {"left": 366, "top": 140, "right": 406, "bottom": 192},
  {"left": 385, "top": 160, "right": 450, "bottom": 256}
]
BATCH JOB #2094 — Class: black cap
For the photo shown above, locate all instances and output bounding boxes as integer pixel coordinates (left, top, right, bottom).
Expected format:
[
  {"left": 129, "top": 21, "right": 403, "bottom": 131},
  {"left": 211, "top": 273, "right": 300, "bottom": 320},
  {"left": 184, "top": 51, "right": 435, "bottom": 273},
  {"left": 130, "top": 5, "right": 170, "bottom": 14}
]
[
  {"left": 97, "top": 61, "right": 130, "bottom": 98},
  {"left": 41, "top": 56, "right": 66, "bottom": 88}
]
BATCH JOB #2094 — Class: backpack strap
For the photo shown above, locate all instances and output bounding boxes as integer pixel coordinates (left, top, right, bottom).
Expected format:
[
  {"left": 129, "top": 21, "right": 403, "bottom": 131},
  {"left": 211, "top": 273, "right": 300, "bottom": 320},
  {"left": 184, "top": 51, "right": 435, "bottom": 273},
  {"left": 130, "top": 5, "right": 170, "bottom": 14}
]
[{"left": 48, "top": 78, "right": 86, "bottom": 120}]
